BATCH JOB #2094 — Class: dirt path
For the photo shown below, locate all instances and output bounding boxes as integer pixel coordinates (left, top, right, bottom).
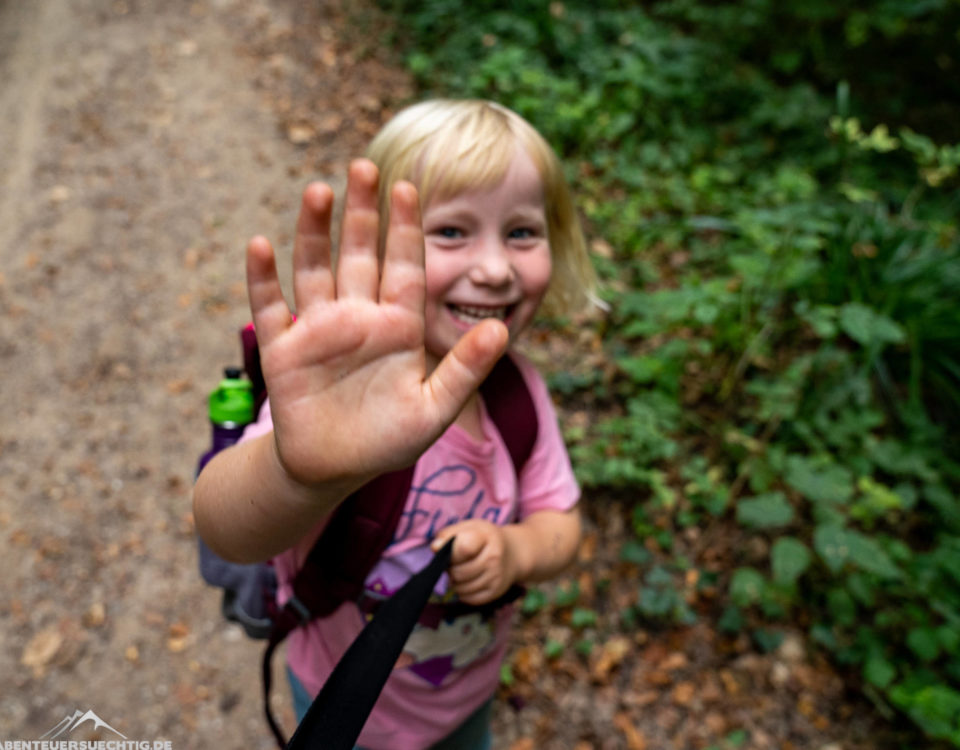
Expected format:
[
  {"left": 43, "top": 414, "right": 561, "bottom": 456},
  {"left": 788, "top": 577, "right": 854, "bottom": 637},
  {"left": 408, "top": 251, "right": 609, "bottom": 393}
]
[
  {"left": 0, "top": 1, "right": 390, "bottom": 746},
  {"left": 0, "top": 2, "right": 915, "bottom": 749}
]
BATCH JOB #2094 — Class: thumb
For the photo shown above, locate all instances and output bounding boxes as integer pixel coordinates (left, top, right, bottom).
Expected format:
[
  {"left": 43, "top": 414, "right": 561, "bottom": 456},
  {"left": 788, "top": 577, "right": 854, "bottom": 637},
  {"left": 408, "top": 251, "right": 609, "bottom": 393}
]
[
  {"left": 432, "top": 525, "right": 483, "bottom": 563},
  {"left": 430, "top": 530, "right": 456, "bottom": 554},
  {"left": 425, "top": 319, "right": 508, "bottom": 425}
]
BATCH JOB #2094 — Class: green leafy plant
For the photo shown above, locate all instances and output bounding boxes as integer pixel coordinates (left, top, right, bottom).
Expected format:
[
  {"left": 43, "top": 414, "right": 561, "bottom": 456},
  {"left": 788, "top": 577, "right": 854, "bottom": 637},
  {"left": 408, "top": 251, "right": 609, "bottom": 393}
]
[{"left": 378, "top": 0, "right": 960, "bottom": 743}]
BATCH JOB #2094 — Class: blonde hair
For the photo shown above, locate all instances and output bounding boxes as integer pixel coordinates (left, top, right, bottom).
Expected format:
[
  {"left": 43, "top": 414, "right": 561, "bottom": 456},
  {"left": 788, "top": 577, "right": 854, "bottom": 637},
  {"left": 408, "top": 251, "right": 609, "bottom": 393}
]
[{"left": 365, "top": 99, "right": 595, "bottom": 317}]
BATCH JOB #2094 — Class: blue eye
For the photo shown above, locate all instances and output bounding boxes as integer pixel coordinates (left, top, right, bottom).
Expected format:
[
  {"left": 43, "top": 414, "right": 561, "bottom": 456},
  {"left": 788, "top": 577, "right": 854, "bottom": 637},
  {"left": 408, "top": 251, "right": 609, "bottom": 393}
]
[
  {"left": 437, "top": 227, "right": 462, "bottom": 239},
  {"left": 509, "top": 227, "right": 537, "bottom": 240}
]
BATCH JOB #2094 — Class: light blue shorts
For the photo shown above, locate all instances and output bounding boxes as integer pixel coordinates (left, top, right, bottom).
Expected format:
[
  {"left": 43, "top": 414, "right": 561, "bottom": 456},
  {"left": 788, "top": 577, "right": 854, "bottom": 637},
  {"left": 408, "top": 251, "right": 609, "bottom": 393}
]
[{"left": 287, "top": 666, "right": 493, "bottom": 750}]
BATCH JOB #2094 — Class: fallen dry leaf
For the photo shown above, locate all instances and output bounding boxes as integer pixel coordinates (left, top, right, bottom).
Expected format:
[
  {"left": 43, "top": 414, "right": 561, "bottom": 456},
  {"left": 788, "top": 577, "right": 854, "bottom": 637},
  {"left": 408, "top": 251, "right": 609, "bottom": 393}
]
[
  {"left": 623, "top": 690, "right": 659, "bottom": 708},
  {"left": 645, "top": 669, "right": 673, "bottom": 686},
  {"left": 183, "top": 248, "right": 200, "bottom": 269},
  {"left": 174, "top": 682, "right": 200, "bottom": 707},
  {"left": 592, "top": 635, "right": 631, "bottom": 684},
  {"left": 720, "top": 669, "right": 740, "bottom": 695},
  {"left": 168, "top": 637, "right": 189, "bottom": 653},
  {"left": 578, "top": 531, "right": 598, "bottom": 563},
  {"left": 287, "top": 124, "right": 315, "bottom": 145},
  {"left": 21, "top": 627, "right": 63, "bottom": 676},
  {"left": 512, "top": 644, "right": 542, "bottom": 682},
  {"left": 166, "top": 378, "right": 192, "bottom": 395},
  {"left": 797, "top": 693, "right": 817, "bottom": 718},
  {"left": 614, "top": 712, "right": 647, "bottom": 750},
  {"left": 704, "top": 711, "right": 728, "bottom": 735},
  {"left": 671, "top": 681, "right": 696, "bottom": 706},
  {"left": 82, "top": 602, "right": 107, "bottom": 628},
  {"left": 659, "top": 651, "right": 689, "bottom": 671},
  {"left": 590, "top": 238, "right": 614, "bottom": 259},
  {"left": 48, "top": 185, "right": 72, "bottom": 202}
]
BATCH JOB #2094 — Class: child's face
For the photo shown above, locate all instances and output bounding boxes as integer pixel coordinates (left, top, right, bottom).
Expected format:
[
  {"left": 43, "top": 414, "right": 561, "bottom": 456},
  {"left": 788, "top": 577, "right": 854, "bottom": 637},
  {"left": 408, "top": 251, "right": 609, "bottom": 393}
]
[{"left": 420, "top": 147, "right": 552, "bottom": 366}]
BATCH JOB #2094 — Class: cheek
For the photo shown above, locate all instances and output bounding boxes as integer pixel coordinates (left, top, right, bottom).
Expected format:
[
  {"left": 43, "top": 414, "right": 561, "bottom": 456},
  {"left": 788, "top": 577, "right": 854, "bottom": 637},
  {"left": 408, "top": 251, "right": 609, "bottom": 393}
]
[
  {"left": 521, "top": 249, "right": 553, "bottom": 299},
  {"left": 423, "top": 248, "right": 452, "bottom": 307}
]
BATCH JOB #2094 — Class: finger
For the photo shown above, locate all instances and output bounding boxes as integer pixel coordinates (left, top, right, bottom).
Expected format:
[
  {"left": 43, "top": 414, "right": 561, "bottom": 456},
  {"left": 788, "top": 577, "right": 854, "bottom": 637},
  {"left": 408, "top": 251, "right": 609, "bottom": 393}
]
[
  {"left": 432, "top": 523, "right": 481, "bottom": 560},
  {"left": 430, "top": 528, "right": 455, "bottom": 553},
  {"left": 449, "top": 529, "right": 486, "bottom": 566},
  {"left": 449, "top": 557, "right": 489, "bottom": 587},
  {"left": 246, "top": 235, "right": 291, "bottom": 345},
  {"left": 292, "top": 182, "right": 335, "bottom": 314},
  {"left": 454, "top": 577, "right": 499, "bottom": 605},
  {"left": 424, "top": 319, "right": 509, "bottom": 424},
  {"left": 335, "top": 159, "right": 381, "bottom": 300},
  {"left": 379, "top": 181, "right": 425, "bottom": 312}
]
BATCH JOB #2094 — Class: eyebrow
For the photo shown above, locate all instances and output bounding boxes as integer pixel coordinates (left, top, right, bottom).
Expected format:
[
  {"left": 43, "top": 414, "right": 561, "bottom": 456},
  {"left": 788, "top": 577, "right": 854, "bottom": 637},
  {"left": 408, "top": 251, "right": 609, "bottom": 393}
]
[{"left": 424, "top": 204, "right": 545, "bottom": 224}]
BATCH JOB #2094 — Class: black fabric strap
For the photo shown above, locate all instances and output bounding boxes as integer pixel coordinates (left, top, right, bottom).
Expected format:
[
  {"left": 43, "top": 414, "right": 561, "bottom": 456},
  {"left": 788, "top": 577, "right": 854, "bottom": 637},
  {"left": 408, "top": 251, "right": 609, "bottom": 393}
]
[{"left": 283, "top": 538, "right": 455, "bottom": 750}]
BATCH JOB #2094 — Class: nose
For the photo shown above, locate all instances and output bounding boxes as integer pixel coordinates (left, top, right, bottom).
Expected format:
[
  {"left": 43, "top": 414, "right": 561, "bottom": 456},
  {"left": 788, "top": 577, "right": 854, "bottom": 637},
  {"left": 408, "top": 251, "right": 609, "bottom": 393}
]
[{"left": 468, "top": 235, "right": 514, "bottom": 287}]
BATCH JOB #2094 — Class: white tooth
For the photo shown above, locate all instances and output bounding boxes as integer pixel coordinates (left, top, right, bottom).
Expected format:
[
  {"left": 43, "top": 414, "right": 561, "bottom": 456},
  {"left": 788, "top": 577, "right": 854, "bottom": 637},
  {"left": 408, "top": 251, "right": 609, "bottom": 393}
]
[{"left": 454, "top": 305, "right": 506, "bottom": 320}]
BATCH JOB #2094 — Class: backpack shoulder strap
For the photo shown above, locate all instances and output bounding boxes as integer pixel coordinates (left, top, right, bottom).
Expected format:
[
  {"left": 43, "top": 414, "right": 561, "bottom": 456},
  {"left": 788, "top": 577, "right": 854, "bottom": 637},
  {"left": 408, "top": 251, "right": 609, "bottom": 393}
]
[
  {"left": 262, "top": 466, "right": 415, "bottom": 749},
  {"left": 241, "top": 323, "right": 267, "bottom": 414},
  {"left": 292, "top": 466, "right": 416, "bottom": 619},
  {"left": 478, "top": 353, "right": 539, "bottom": 475}
]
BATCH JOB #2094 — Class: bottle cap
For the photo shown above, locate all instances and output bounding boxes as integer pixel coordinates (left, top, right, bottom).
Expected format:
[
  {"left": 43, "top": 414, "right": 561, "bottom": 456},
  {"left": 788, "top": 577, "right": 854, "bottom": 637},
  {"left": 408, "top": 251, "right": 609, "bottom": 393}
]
[{"left": 209, "top": 367, "right": 255, "bottom": 425}]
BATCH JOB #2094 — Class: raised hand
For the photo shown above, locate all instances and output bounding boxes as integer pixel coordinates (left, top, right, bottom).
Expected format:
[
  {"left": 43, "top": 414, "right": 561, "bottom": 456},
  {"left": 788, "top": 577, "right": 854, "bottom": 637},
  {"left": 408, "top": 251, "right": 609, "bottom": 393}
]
[{"left": 247, "top": 160, "right": 509, "bottom": 491}]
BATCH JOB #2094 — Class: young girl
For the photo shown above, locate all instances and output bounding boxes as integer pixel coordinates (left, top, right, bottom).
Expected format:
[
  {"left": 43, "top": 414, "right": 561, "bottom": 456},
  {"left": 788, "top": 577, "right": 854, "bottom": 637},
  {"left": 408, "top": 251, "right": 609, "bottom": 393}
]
[{"left": 193, "top": 99, "right": 596, "bottom": 749}]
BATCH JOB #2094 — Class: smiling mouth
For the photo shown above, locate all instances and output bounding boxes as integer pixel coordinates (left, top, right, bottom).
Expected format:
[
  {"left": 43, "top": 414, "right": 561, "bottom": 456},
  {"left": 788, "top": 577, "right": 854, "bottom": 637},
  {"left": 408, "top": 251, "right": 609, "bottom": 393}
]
[{"left": 447, "top": 303, "right": 515, "bottom": 325}]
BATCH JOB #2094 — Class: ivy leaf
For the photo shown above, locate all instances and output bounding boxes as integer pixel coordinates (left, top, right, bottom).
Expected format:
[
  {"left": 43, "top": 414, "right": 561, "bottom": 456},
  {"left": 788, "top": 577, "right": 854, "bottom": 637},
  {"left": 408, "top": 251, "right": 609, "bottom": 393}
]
[
  {"left": 888, "top": 684, "right": 960, "bottom": 741},
  {"left": 813, "top": 524, "right": 851, "bottom": 574},
  {"left": 729, "top": 567, "right": 766, "bottom": 607},
  {"left": 907, "top": 627, "right": 941, "bottom": 662},
  {"left": 844, "top": 531, "right": 902, "bottom": 579},
  {"left": 718, "top": 605, "right": 745, "bottom": 634},
  {"left": 771, "top": 537, "right": 812, "bottom": 585},
  {"left": 937, "top": 625, "right": 960, "bottom": 654},
  {"left": 813, "top": 524, "right": 901, "bottom": 579},
  {"left": 521, "top": 588, "right": 548, "bottom": 615},
  {"left": 785, "top": 455, "right": 854, "bottom": 505},
  {"left": 543, "top": 640, "right": 565, "bottom": 660},
  {"left": 571, "top": 607, "right": 599, "bottom": 629},
  {"left": 863, "top": 654, "right": 897, "bottom": 689},
  {"left": 737, "top": 492, "right": 795, "bottom": 528},
  {"left": 838, "top": 302, "right": 906, "bottom": 347},
  {"left": 620, "top": 539, "right": 652, "bottom": 566},
  {"left": 616, "top": 355, "right": 661, "bottom": 384},
  {"left": 553, "top": 581, "right": 581, "bottom": 608},
  {"left": 752, "top": 628, "right": 785, "bottom": 653}
]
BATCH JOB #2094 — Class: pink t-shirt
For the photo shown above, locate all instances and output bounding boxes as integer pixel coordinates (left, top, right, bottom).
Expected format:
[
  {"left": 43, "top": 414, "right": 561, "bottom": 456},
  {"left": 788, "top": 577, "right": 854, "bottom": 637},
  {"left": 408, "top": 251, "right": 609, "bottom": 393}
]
[{"left": 240, "top": 353, "right": 579, "bottom": 749}]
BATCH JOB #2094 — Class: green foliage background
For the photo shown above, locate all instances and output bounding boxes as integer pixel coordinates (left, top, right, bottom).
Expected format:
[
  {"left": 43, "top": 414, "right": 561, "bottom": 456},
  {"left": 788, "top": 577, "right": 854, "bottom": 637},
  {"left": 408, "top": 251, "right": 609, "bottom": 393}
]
[{"left": 376, "top": 0, "right": 960, "bottom": 743}]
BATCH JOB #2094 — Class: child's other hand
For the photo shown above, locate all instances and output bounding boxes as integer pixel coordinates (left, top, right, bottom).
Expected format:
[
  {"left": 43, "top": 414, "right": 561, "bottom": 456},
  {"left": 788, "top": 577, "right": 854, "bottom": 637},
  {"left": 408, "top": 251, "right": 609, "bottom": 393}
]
[
  {"left": 247, "top": 160, "right": 509, "bottom": 491},
  {"left": 432, "top": 520, "right": 519, "bottom": 605}
]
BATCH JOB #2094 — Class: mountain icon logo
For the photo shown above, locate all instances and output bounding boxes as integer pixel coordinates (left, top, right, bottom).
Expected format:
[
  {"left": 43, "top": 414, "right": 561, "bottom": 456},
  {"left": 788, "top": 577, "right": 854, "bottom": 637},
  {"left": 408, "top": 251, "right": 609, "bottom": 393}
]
[{"left": 40, "top": 709, "right": 128, "bottom": 740}]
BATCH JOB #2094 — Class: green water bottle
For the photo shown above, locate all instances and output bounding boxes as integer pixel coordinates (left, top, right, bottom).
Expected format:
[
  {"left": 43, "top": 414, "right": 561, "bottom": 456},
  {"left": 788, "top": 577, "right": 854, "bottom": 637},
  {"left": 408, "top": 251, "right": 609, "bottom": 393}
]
[{"left": 198, "top": 367, "right": 254, "bottom": 473}]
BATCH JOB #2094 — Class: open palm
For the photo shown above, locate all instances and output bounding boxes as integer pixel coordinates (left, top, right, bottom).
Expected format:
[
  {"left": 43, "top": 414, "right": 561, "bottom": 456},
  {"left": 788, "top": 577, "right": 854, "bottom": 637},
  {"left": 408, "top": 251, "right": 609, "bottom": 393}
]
[{"left": 246, "top": 160, "right": 508, "bottom": 490}]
